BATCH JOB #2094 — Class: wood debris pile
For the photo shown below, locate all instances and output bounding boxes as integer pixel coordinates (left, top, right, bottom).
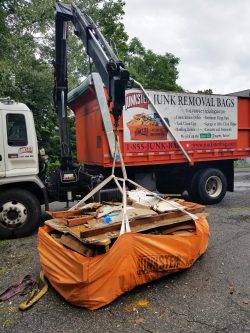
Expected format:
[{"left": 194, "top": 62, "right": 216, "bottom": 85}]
[
  {"left": 45, "top": 190, "right": 207, "bottom": 257},
  {"left": 127, "top": 113, "right": 160, "bottom": 126}
]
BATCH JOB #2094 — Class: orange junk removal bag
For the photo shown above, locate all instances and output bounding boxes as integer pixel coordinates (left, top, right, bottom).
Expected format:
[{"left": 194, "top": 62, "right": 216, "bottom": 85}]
[{"left": 38, "top": 215, "right": 209, "bottom": 310}]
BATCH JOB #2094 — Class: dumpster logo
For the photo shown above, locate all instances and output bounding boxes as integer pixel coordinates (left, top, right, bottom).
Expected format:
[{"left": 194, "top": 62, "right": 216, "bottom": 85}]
[
  {"left": 137, "top": 255, "right": 181, "bottom": 275},
  {"left": 125, "top": 93, "right": 148, "bottom": 110}
]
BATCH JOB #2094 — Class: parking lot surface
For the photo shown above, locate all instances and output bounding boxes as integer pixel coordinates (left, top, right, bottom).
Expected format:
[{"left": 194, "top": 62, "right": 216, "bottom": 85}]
[{"left": 0, "top": 168, "right": 249, "bottom": 333}]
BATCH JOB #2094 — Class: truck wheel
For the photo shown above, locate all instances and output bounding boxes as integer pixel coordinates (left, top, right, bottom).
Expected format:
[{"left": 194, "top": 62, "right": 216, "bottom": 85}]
[
  {"left": 189, "top": 168, "right": 227, "bottom": 205},
  {"left": 187, "top": 169, "right": 203, "bottom": 202},
  {"left": 0, "top": 189, "right": 41, "bottom": 239}
]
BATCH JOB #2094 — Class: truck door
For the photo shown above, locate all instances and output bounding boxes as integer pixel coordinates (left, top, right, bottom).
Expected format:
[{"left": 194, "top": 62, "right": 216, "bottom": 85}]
[
  {"left": 2, "top": 110, "right": 39, "bottom": 177},
  {"left": 0, "top": 112, "right": 6, "bottom": 177}
]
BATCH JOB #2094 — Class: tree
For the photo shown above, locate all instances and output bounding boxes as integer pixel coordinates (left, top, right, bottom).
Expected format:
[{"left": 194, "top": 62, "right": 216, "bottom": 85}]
[
  {"left": 0, "top": 0, "right": 128, "bottom": 167},
  {"left": 126, "top": 38, "right": 183, "bottom": 91},
  {"left": 0, "top": 0, "right": 56, "bottom": 162},
  {"left": 197, "top": 89, "right": 213, "bottom": 94}
]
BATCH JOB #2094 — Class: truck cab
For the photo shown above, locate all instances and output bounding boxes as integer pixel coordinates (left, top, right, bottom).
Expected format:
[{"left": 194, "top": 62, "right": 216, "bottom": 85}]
[
  {"left": 0, "top": 99, "right": 39, "bottom": 177},
  {"left": 0, "top": 98, "right": 46, "bottom": 239}
]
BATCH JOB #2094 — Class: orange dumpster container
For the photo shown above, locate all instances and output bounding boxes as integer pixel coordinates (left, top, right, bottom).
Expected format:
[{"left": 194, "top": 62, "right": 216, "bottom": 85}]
[{"left": 38, "top": 216, "right": 209, "bottom": 310}]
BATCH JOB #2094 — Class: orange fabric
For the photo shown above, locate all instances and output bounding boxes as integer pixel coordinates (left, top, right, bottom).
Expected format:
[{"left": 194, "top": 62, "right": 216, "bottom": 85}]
[{"left": 38, "top": 216, "right": 209, "bottom": 310}]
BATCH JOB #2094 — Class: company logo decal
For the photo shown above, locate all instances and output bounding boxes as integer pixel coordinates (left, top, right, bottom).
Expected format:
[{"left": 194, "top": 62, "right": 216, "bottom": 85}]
[
  {"left": 137, "top": 255, "right": 181, "bottom": 275},
  {"left": 18, "top": 146, "right": 33, "bottom": 154},
  {"left": 125, "top": 93, "right": 148, "bottom": 110}
]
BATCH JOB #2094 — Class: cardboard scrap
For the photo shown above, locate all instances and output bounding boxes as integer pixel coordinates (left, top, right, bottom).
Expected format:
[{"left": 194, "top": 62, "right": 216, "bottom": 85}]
[
  {"left": 96, "top": 204, "right": 122, "bottom": 218},
  {"left": 127, "top": 189, "right": 189, "bottom": 214},
  {"left": 127, "top": 189, "right": 159, "bottom": 206},
  {"left": 153, "top": 200, "right": 183, "bottom": 213}
]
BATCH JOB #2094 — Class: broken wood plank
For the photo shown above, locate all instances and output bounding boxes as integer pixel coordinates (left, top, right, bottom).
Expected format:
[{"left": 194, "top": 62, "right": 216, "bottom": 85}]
[
  {"left": 45, "top": 219, "right": 69, "bottom": 233},
  {"left": 60, "top": 234, "right": 94, "bottom": 256},
  {"left": 64, "top": 215, "right": 93, "bottom": 227},
  {"left": 46, "top": 209, "right": 83, "bottom": 219}
]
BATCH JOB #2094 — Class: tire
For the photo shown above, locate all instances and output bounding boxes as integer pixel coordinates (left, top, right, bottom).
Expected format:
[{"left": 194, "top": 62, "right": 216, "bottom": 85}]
[
  {"left": 188, "top": 169, "right": 204, "bottom": 202},
  {"left": 188, "top": 168, "right": 227, "bottom": 205},
  {"left": 0, "top": 188, "right": 41, "bottom": 239}
]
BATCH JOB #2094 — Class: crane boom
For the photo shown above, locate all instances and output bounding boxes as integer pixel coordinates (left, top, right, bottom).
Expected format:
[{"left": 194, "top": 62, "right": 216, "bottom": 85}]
[{"left": 54, "top": 2, "right": 129, "bottom": 168}]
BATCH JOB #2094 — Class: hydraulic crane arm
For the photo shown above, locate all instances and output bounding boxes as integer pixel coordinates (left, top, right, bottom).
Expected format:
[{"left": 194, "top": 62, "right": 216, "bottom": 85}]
[{"left": 54, "top": 2, "right": 129, "bottom": 168}]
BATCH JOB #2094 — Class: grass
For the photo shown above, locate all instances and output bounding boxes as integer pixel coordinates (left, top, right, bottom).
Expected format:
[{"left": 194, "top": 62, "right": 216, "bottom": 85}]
[
  {"left": 234, "top": 160, "right": 250, "bottom": 168},
  {"left": 229, "top": 207, "right": 250, "bottom": 211},
  {"left": 0, "top": 239, "right": 12, "bottom": 250},
  {"left": 3, "top": 319, "right": 13, "bottom": 328}
]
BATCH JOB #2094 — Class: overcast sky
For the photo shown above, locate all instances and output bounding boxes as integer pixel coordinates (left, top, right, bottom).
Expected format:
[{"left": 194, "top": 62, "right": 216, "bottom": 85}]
[{"left": 123, "top": 0, "right": 249, "bottom": 94}]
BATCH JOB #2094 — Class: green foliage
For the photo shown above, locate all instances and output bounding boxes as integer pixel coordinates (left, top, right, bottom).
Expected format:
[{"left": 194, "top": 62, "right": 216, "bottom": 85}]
[
  {"left": 126, "top": 38, "right": 183, "bottom": 91},
  {"left": 197, "top": 89, "right": 213, "bottom": 94},
  {"left": 97, "top": 0, "right": 128, "bottom": 58},
  {"left": 0, "top": 0, "right": 56, "bottom": 161}
]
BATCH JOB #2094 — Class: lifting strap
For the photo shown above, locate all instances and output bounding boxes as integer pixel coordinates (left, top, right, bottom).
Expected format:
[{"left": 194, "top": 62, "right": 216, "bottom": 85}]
[{"left": 70, "top": 130, "right": 198, "bottom": 235}]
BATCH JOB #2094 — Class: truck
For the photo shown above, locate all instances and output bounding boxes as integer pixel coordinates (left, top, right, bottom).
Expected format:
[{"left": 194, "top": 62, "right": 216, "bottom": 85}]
[
  {"left": 0, "top": 3, "right": 250, "bottom": 239},
  {"left": 68, "top": 78, "right": 250, "bottom": 205}
]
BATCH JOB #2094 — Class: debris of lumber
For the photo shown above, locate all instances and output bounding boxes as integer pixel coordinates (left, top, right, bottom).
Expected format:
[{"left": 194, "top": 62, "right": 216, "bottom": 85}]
[
  {"left": 85, "top": 204, "right": 202, "bottom": 236},
  {"left": 79, "top": 215, "right": 205, "bottom": 244},
  {"left": 79, "top": 210, "right": 200, "bottom": 239},
  {"left": 45, "top": 201, "right": 206, "bottom": 248}
]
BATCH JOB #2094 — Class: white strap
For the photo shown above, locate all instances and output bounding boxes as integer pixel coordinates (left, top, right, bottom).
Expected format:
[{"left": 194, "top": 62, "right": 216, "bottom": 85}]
[
  {"left": 120, "top": 180, "right": 131, "bottom": 234},
  {"left": 69, "top": 121, "right": 197, "bottom": 235}
]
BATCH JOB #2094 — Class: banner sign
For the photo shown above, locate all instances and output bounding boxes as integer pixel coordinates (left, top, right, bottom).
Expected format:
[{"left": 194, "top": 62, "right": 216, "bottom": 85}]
[{"left": 123, "top": 90, "right": 238, "bottom": 153}]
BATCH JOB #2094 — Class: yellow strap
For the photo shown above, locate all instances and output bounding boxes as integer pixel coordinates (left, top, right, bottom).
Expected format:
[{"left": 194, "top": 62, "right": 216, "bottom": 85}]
[{"left": 18, "top": 271, "right": 48, "bottom": 311}]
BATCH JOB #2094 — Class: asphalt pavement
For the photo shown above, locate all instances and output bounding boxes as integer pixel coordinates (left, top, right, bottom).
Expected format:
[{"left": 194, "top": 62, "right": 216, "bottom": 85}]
[{"left": 0, "top": 168, "right": 249, "bottom": 333}]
